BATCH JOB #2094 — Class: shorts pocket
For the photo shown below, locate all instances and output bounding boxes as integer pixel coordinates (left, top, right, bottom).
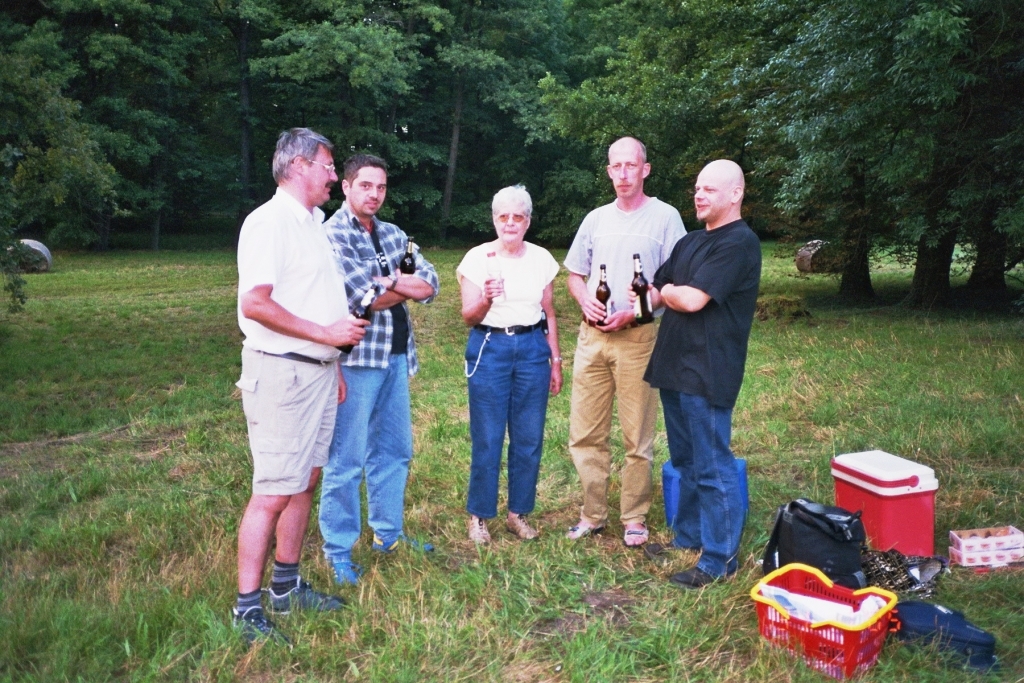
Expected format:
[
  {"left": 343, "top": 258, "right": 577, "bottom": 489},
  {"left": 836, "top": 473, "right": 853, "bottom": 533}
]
[
  {"left": 252, "top": 436, "right": 299, "bottom": 456},
  {"left": 236, "top": 375, "right": 258, "bottom": 393},
  {"left": 251, "top": 436, "right": 302, "bottom": 490}
]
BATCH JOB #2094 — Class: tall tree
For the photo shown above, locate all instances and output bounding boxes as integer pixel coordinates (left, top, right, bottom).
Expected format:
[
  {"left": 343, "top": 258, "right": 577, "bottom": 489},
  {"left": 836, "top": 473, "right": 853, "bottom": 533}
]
[
  {"left": 0, "top": 16, "right": 116, "bottom": 253},
  {"left": 540, "top": 0, "right": 786, "bottom": 241}
]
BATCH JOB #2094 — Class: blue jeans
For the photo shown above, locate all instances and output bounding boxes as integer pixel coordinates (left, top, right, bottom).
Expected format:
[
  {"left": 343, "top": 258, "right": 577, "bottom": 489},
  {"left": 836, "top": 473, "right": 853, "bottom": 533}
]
[
  {"left": 465, "top": 327, "right": 551, "bottom": 519},
  {"left": 660, "top": 389, "right": 745, "bottom": 577},
  {"left": 319, "top": 354, "right": 412, "bottom": 563}
]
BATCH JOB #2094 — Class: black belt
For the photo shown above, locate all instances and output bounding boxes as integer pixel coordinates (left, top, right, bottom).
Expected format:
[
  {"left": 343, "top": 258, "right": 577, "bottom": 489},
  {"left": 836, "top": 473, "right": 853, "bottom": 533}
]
[
  {"left": 584, "top": 317, "right": 654, "bottom": 329},
  {"left": 262, "top": 351, "right": 336, "bottom": 366},
  {"left": 474, "top": 321, "right": 544, "bottom": 336}
]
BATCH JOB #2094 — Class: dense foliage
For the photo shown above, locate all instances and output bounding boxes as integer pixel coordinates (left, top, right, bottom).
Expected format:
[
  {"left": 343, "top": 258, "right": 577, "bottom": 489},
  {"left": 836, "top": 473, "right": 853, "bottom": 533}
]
[{"left": 1, "top": 0, "right": 1022, "bottom": 309}]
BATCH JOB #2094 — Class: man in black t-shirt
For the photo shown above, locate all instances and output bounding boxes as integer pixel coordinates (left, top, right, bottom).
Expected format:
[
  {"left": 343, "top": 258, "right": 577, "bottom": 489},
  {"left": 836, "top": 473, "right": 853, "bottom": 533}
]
[{"left": 642, "top": 159, "right": 761, "bottom": 588}]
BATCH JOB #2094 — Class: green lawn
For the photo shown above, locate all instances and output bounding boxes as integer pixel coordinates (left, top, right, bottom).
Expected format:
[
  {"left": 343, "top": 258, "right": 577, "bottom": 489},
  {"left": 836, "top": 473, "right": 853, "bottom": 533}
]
[{"left": 1, "top": 246, "right": 1021, "bottom": 682}]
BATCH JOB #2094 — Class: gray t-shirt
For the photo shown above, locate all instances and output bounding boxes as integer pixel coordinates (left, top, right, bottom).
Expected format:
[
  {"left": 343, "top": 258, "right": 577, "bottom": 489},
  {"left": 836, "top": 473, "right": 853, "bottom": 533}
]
[{"left": 564, "top": 197, "right": 686, "bottom": 316}]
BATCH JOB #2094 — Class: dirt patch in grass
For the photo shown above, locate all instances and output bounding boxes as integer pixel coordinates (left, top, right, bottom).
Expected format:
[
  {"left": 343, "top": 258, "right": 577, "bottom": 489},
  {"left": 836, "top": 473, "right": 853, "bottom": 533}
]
[
  {"left": 0, "top": 425, "right": 184, "bottom": 478},
  {"left": 532, "top": 612, "right": 587, "bottom": 637},
  {"left": 582, "top": 587, "right": 635, "bottom": 626},
  {"left": 533, "top": 588, "right": 636, "bottom": 637},
  {"left": 501, "top": 658, "right": 562, "bottom": 683}
]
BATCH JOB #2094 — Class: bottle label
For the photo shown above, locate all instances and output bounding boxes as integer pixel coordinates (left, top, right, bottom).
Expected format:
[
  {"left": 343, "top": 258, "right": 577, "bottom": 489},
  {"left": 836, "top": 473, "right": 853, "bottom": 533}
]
[{"left": 634, "top": 289, "right": 651, "bottom": 319}]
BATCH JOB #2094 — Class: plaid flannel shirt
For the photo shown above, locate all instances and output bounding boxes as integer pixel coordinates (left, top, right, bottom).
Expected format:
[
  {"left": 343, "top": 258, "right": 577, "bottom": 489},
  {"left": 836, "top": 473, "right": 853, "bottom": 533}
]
[{"left": 323, "top": 203, "right": 438, "bottom": 375}]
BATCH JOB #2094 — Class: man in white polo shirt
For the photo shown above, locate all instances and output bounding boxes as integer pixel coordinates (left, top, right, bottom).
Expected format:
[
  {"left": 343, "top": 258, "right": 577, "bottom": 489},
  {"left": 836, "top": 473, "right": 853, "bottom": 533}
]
[{"left": 233, "top": 128, "right": 369, "bottom": 646}]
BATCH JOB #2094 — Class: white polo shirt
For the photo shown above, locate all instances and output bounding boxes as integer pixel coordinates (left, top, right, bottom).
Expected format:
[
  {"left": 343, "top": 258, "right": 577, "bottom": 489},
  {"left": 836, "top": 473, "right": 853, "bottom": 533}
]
[{"left": 237, "top": 188, "right": 349, "bottom": 360}]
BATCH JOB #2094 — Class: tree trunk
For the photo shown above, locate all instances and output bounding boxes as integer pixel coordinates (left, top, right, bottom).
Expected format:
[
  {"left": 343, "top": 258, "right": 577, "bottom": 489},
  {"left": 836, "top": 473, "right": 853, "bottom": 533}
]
[
  {"left": 837, "top": 170, "right": 874, "bottom": 301},
  {"left": 837, "top": 224, "right": 874, "bottom": 301},
  {"left": 97, "top": 212, "right": 111, "bottom": 251},
  {"left": 151, "top": 210, "right": 161, "bottom": 251},
  {"left": 440, "top": 78, "right": 464, "bottom": 241},
  {"left": 965, "top": 219, "right": 1007, "bottom": 297},
  {"left": 904, "top": 229, "right": 957, "bottom": 308},
  {"left": 236, "top": 18, "right": 255, "bottom": 248},
  {"left": 387, "top": 101, "right": 398, "bottom": 136}
]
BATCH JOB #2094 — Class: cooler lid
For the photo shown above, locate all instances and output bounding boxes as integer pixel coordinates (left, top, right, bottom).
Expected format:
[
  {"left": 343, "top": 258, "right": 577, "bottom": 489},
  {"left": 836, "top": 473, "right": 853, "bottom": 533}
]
[{"left": 831, "top": 450, "right": 938, "bottom": 496}]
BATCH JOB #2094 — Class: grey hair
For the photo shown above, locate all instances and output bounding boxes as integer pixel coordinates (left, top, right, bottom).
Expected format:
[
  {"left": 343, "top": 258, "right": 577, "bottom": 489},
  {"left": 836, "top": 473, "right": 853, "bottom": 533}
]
[
  {"left": 272, "top": 128, "right": 334, "bottom": 183},
  {"left": 491, "top": 184, "right": 532, "bottom": 217}
]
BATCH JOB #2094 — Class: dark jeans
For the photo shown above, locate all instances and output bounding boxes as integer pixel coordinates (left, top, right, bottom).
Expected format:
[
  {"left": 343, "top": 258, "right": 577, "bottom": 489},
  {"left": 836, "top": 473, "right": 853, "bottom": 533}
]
[{"left": 660, "top": 389, "right": 745, "bottom": 577}]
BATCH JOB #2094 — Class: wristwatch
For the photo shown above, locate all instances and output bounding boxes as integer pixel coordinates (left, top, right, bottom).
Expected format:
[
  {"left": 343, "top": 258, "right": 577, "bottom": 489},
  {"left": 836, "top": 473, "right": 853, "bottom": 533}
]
[{"left": 388, "top": 275, "right": 399, "bottom": 291}]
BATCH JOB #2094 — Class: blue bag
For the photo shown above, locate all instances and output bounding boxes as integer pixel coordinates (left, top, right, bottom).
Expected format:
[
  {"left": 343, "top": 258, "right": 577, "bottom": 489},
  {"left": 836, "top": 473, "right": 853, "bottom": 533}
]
[{"left": 892, "top": 600, "right": 998, "bottom": 672}]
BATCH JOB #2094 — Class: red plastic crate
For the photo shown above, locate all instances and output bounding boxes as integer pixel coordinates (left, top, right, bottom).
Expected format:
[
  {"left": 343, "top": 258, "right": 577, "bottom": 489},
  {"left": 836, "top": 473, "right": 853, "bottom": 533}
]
[{"left": 750, "top": 564, "right": 898, "bottom": 679}]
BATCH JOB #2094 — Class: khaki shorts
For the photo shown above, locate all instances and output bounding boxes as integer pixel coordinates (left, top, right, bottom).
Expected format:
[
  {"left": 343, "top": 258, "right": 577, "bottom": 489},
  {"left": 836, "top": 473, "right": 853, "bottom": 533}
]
[{"left": 237, "top": 348, "right": 338, "bottom": 496}]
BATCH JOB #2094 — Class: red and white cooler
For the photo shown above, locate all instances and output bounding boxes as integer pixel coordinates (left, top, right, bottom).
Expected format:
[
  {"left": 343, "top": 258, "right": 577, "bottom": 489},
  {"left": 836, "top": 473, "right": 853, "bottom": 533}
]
[{"left": 831, "top": 450, "right": 939, "bottom": 556}]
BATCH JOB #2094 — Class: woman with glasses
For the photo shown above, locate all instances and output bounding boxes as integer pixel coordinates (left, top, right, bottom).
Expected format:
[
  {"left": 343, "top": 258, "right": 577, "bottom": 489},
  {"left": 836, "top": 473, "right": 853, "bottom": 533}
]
[{"left": 457, "top": 185, "right": 562, "bottom": 543}]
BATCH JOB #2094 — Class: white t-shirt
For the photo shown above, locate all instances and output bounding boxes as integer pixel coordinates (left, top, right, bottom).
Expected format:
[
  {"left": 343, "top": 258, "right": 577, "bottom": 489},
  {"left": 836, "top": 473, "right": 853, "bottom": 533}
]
[
  {"left": 457, "top": 242, "right": 560, "bottom": 329},
  {"left": 564, "top": 197, "right": 685, "bottom": 316},
  {"left": 237, "top": 188, "right": 349, "bottom": 360}
]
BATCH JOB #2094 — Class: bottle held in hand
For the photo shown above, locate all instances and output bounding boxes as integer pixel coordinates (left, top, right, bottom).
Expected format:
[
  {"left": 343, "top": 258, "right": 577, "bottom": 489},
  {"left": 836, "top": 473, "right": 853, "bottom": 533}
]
[
  {"left": 399, "top": 238, "right": 416, "bottom": 275},
  {"left": 338, "top": 286, "right": 377, "bottom": 353},
  {"left": 485, "top": 251, "right": 504, "bottom": 301},
  {"left": 631, "top": 253, "right": 653, "bottom": 324},
  {"left": 595, "top": 263, "right": 611, "bottom": 326}
]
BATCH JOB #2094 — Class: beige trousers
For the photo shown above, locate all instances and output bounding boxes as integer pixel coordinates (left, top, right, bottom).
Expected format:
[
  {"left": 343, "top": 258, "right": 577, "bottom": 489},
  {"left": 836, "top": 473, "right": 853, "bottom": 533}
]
[{"left": 568, "top": 321, "right": 660, "bottom": 526}]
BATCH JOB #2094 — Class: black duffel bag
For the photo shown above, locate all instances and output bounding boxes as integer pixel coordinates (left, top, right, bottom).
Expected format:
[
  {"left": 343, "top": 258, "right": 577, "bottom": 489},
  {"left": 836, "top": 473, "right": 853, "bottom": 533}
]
[{"left": 762, "top": 498, "right": 868, "bottom": 589}]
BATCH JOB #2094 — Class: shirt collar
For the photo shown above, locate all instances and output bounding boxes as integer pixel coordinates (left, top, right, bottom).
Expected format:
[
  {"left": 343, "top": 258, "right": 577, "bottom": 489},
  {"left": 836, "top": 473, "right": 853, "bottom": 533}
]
[
  {"left": 337, "top": 200, "right": 378, "bottom": 233},
  {"left": 274, "top": 187, "right": 325, "bottom": 225}
]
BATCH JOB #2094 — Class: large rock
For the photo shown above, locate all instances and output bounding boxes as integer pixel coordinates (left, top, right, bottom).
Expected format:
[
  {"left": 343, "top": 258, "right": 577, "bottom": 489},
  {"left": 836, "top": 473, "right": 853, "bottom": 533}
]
[{"left": 18, "top": 239, "right": 52, "bottom": 273}]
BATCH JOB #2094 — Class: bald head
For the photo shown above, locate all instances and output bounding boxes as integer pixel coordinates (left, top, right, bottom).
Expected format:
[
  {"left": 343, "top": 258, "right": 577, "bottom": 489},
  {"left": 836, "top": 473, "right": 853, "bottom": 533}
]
[
  {"left": 694, "top": 159, "right": 745, "bottom": 230},
  {"left": 606, "top": 137, "right": 652, "bottom": 210},
  {"left": 608, "top": 137, "right": 647, "bottom": 163}
]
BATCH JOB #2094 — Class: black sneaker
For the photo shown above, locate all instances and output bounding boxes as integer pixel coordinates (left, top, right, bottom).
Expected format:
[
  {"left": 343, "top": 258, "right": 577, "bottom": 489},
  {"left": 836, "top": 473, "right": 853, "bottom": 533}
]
[
  {"left": 232, "top": 606, "right": 290, "bottom": 647},
  {"left": 267, "top": 578, "right": 345, "bottom": 615},
  {"left": 644, "top": 542, "right": 702, "bottom": 563},
  {"left": 668, "top": 567, "right": 730, "bottom": 590}
]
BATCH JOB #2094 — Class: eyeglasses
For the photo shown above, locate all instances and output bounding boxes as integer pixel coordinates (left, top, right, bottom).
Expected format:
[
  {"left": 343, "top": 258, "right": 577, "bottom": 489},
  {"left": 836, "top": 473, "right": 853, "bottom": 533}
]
[
  {"left": 305, "top": 158, "right": 336, "bottom": 173},
  {"left": 495, "top": 213, "right": 528, "bottom": 224}
]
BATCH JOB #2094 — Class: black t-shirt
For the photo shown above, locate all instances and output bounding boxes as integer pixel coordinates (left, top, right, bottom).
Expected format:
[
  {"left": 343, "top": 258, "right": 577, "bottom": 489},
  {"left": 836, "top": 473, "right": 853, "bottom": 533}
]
[
  {"left": 643, "top": 219, "right": 761, "bottom": 408},
  {"left": 368, "top": 225, "right": 409, "bottom": 356}
]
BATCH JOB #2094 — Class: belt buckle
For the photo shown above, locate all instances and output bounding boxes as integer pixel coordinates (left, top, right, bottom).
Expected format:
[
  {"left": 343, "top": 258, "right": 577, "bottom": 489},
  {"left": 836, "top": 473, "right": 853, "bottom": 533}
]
[{"left": 505, "top": 326, "right": 515, "bottom": 336}]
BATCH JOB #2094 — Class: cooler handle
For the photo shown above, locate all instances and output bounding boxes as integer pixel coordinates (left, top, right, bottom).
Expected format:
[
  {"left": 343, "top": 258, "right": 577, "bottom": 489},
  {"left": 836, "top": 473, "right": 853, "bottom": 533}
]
[{"left": 831, "top": 459, "right": 919, "bottom": 488}]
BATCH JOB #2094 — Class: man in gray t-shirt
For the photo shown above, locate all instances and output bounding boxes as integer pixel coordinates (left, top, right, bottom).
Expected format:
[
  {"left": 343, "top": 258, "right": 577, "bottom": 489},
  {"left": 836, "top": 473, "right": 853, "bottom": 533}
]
[{"left": 563, "top": 136, "right": 685, "bottom": 547}]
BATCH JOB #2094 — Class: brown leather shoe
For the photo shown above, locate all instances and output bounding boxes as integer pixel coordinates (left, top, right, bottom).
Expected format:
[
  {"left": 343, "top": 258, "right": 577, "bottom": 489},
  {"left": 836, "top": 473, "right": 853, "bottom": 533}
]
[
  {"left": 468, "top": 515, "right": 491, "bottom": 544},
  {"left": 506, "top": 513, "right": 539, "bottom": 540}
]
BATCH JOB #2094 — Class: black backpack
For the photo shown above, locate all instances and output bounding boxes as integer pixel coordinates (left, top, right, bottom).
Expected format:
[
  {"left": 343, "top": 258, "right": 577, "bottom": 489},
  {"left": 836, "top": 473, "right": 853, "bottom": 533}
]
[{"left": 762, "top": 498, "right": 868, "bottom": 589}]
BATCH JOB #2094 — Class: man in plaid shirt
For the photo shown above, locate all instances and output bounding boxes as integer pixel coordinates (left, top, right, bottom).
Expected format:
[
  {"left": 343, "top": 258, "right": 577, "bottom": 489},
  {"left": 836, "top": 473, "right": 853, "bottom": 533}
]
[{"left": 318, "top": 154, "right": 440, "bottom": 586}]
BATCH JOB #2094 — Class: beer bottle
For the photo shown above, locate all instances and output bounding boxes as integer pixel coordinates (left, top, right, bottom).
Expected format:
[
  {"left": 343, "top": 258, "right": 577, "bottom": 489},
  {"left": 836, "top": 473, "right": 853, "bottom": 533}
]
[
  {"left": 339, "top": 286, "right": 377, "bottom": 353},
  {"left": 399, "top": 238, "right": 416, "bottom": 274},
  {"left": 595, "top": 263, "right": 611, "bottom": 325},
  {"left": 631, "top": 253, "right": 653, "bottom": 324}
]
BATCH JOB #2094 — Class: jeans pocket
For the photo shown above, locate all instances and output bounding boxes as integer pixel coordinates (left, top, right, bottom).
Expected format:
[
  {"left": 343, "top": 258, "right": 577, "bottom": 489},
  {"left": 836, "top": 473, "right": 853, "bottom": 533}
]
[
  {"left": 465, "top": 330, "right": 490, "bottom": 377},
  {"left": 532, "top": 329, "right": 552, "bottom": 361}
]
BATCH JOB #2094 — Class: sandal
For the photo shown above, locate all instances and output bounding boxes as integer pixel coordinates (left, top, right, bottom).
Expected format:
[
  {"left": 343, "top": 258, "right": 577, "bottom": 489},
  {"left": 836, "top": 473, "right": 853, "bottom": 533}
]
[
  {"left": 623, "top": 523, "right": 649, "bottom": 547},
  {"left": 566, "top": 521, "right": 606, "bottom": 540}
]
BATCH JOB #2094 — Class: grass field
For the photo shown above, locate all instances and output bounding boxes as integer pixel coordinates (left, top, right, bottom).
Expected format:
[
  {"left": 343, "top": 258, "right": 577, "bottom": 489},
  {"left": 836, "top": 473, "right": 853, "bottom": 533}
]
[{"left": 1, "top": 246, "right": 1022, "bottom": 682}]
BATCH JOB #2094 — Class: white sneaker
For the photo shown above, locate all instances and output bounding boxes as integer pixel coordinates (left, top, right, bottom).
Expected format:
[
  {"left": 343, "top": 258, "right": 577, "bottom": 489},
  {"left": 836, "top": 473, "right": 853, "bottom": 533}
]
[{"left": 468, "top": 516, "right": 491, "bottom": 544}]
